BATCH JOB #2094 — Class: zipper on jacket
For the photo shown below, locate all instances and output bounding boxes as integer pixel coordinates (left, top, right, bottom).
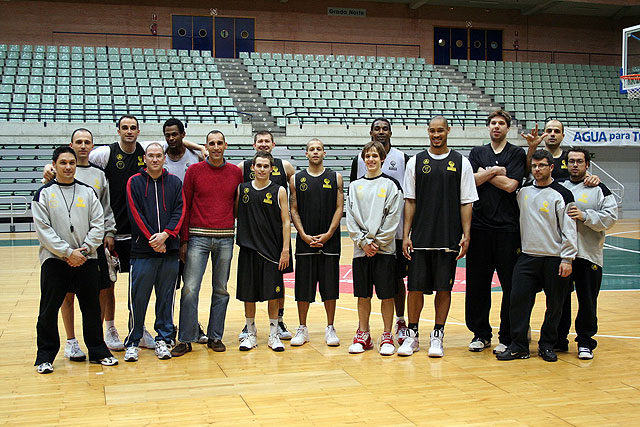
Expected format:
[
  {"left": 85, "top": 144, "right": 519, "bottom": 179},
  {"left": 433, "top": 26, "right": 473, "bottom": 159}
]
[{"left": 154, "top": 179, "right": 161, "bottom": 233}]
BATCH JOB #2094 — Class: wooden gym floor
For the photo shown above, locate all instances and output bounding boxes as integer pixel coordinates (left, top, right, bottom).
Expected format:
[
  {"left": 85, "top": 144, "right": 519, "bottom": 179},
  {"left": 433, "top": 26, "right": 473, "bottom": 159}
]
[{"left": 0, "top": 219, "right": 638, "bottom": 426}]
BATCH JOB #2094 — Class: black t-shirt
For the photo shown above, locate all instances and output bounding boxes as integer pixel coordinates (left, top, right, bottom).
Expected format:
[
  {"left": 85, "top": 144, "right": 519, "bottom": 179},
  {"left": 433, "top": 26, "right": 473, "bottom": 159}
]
[
  {"left": 243, "top": 157, "right": 288, "bottom": 190},
  {"left": 294, "top": 169, "right": 341, "bottom": 256},
  {"left": 468, "top": 142, "right": 526, "bottom": 232},
  {"left": 103, "top": 142, "right": 145, "bottom": 235},
  {"left": 552, "top": 150, "right": 570, "bottom": 180}
]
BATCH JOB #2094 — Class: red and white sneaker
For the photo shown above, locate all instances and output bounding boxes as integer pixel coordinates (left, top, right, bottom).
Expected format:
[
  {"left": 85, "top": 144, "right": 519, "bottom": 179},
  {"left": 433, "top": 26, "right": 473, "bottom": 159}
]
[
  {"left": 348, "top": 329, "right": 374, "bottom": 354},
  {"left": 395, "top": 319, "right": 409, "bottom": 345},
  {"left": 379, "top": 331, "right": 396, "bottom": 356}
]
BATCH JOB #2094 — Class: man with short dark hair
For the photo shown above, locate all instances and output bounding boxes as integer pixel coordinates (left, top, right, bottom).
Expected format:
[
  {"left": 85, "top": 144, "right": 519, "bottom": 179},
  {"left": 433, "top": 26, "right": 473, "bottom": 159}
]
[
  {"left": 236, "top": 151, "right": 292, "bottom": 352},
  {"left": 465, "top": 109, "right": 526, "bottom": 354},
  {"left": 123, "top": 143, "right": 185, "bottom": 362},
  {"left": 237, "top": 131, "right": 295, "bottom": 341},
  {"left": 171, "top": 130, "right": 243, "bottom": 357},
  {"left": 400, "top": 116, "right": 477, "bottom": 358},
  {"left": 497, "top": 150, "right": 577, "bottom": 362},
  {"left": 350, "top": 118, "right": 411, "bottom": 344},
  {"left": 162, "top": 118, "right": 203, "bottom": 182},
  {"left": 289, "top": 139, "right": 344, "bottom": 347},
  {"left": 556, "top": 147, "right": 617, "bottom": 359},
  {"left": 32, "top": 146, "right": 117, "bottom": 374}
]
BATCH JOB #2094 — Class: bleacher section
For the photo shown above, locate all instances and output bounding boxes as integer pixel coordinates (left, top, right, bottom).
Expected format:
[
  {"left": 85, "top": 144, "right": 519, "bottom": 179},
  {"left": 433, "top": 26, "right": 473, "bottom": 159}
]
[
  {"left": 240, "top": 52, "right": 481, "bottom": 126},
  {"left": 450, "top": 59, "right": 640, "bottom": 128},
  {"left": 0, "top": 44, "right": 239, "bottom": 123}
]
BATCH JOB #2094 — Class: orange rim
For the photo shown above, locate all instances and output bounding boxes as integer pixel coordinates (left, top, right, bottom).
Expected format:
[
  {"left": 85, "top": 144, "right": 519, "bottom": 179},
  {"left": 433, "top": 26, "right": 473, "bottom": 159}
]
[{"left": 621, "top": 74, "right": 640, "bottom": 81}]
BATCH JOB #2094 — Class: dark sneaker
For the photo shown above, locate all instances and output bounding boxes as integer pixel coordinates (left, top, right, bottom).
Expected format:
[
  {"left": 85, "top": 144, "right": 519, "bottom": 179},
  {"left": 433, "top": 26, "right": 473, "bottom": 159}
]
[
  {"left": 207, "top": 339, "right": 226, "bottom": 352},
  {"left": 578, "top": 346, "right": 594, "bottom": 360},
  {"left": 538, "top": 348, "right": 558, "bottom": 362},
  {"left": 496, "top": 347, "right": 530, "bottom": 361},
  {"left": 197, "top": 323, "right": 208, "bottom": 344},
  {"left": 170, "top": 342, "right": 192, "bottom": 357}
]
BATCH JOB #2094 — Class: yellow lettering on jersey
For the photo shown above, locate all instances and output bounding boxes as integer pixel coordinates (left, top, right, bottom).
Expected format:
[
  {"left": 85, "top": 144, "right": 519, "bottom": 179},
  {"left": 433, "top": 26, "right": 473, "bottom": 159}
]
[
  {"left": 540, "top": 200, "right": 550, "bottom": 213},
  {"left": 263, "top": 192, "right": 273, "bottom": 204},
  {"left": 578, "top": 193, "right": 588, "bottom": 203},
  {"left": 272, "top": 166, "right": 281, "bottom": 176},
  {"left": 377, "top": 187, "right": 387, "bottom": 198},
  {"left": 76, "top": 197, "right": 86, "bottom": 208},
  {"left": 446, "top": 160, "right": 457, "bottom": 172},
  {"left": 137, "top": 155, "right": 144, "bottom": 166},
  {"left": 323, "top": 178, "right": 332, "bottom": 189}
]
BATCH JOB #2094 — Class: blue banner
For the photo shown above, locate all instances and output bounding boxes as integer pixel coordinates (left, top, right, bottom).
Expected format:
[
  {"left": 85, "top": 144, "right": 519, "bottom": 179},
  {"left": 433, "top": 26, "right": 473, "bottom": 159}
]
[{"left": 565, "top": 128, "right": 640, "bottom": 145}]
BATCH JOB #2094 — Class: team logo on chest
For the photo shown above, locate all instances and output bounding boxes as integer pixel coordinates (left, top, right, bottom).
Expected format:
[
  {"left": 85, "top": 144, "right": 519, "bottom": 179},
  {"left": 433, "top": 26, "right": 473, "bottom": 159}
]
[
  {"left": 263, "top": 192, "right": 273, "bottom": 204},
  {"left": 540, "top": 200, "right": 550, "bottom": 213},
  {"left": 93, "top": 178, "right": 101, "bottom": 190},
  {"left": 561, "top": 159, "right": 567, "bottom": 169},
  {"left": 250, "top": 171, "right": 255, "bottom": 179},
  {"left": 299, "top": 177, "right": 308, "bottom": 192},
  {"left": 48, "top": 193, "right": 58, "bottom": 209},
  {"left": 76, "top": 197, "right": 86, "bottom": 208},
  {"left": 272, "top": 166, "right": 281, "bottom": 176},
  {"left": 377, "top": 187, "right": 387, "bottom": 198},
  {"left": 578, "top": 193, "right": 588, "bottom": 203},
  {"left": 115, "top": 153, "right": 125, "bottom": 170},
  {"left": 388, "top": 160, "right": 397, "bottom": 171},
  {"left": 242, "top": 187, "right": 250, "bottom": 204},
  {"left": 422, "top": 158, "right": 431, "bottom": 174},
  {"left": 447, "top": 161, "right": 457, "bottom": 172},
  {"left": 137, "top": 155, "right": 144, "bottom": 167},
  {"left": 323, "top": 178, "right": 332, "bottom": 189}
]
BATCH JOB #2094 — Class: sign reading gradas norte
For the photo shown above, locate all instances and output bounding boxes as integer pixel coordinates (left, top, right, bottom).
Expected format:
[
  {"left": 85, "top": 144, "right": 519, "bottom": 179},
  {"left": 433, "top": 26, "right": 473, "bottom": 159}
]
[
  {"left": 565, "top": 128, "right": 640, "bottom": 145},
  {"left": 328, "top": 7, "right": 366, "bottom": 17}
]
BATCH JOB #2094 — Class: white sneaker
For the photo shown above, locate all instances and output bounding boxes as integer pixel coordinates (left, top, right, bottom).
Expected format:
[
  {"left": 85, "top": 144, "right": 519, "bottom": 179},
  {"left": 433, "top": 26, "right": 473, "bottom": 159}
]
[
  {"left": 468, "top": 337, "right": 491, "bottom": 352},
  {"left": 394, "top": 320, "right": 409, "bottom": 345},
  {"left": 348, "top": 329, "right": 373, "bottom": 354},
  {"left": 105, "top": 325, "right": 124, "bottom": 351},
  {"left": 268, "top": 333, "right": 285, "bottom": 352},
  {"left": 578, "top": 346, "right": 594, "bottom": 360},
  {"left": 155, "top": 340, "right": 172, "bottom": 360},
  {"left": 91, "top": 356, "right": 119, "bottom": 366},
  {"left": 124, "top": 346, "right": 139, "bottom": 362},
  {"left": 379, "top": 332, "right": 396, "bottom": 356},
  {"left": 239, "top": 332, "right": 257, "bottom": 351},
  {"left": 325, "top": 325, "right": 340, "bottom": 346},
  {"left": 493, "top": 343, "right": 508, "bottom": 354},
  {"left": 238, "top": 324, "right": 257, "bottom": 342},
  {"left": 277, "top": 321, "right": 293, "bottom": 340},
  {"left": 397, "top": 329, "right": 420, "bottom": 357},
  {"left": 64, "top": 338, "right": 86, "bottom": 362},
  {"left": 139, "top": 327, "right": 156, "bottom": 349},
  {"left": 36, "top": 362, "right": 53, "bottom": 374},
  {"left": 428, "top": 329, "right": 444, "bottom": 358},
  {"left": 291, "top": 326, "right": 309, "bottom": 346}
]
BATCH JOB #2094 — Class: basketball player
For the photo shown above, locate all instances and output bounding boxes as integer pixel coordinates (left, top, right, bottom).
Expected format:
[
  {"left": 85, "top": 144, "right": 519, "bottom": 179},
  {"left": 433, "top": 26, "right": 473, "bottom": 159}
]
[
  {"left": 235, "top": 151, "right": 293, "bottom": 352},
  {"left": 350, "top": 118, "right": 411, "bottom": 343},
  {"left": 237, "top": 131, "right": 295, "bottom": 341},
  {"left": 465, "top": 109, "right": 525, "bottom": 354},
  {"left": 399, "top": 116, "right": 477, "bottom": 358},
  {"left": 556, "top": 148, "right": 617, "bottom": 359},
  {"left": 289, "top": 139, "right": 343, "bottom": 347},
  {"left": 346, "top": 141, "right": 402, "bottom": 356},
  {"left": 58, "top": 129, "right": 116, "bottom": 362},
  {"left": 496, "top": 150, "right": 577, "bottom": 362},
  {"left": 123, "top": 143, "right": 184, "bottom": 362},
  {"left": 171, "top": 131, "right": 243, "bottom": 357},
  {"left": 32, "top": 146, "right": 118, "bottom": 373}
]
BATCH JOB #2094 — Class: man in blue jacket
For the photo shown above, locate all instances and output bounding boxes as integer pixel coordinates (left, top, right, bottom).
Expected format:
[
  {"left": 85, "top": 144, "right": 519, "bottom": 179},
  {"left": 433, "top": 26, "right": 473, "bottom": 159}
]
[{"left": 123, "top": 143, "right": 185, "bottom": 362}]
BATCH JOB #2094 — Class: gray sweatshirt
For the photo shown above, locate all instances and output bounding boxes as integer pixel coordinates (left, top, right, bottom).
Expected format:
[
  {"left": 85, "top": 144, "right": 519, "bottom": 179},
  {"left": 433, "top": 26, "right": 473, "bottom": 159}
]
[
  {"left": 76, "top": 163, "right": 116, "bottom": 238},
  {"left": 561, "top": 179, "right": 617, "bottom": 267},
  {"left": 32, "top": 180, "right": 105, "bottom": 265},
  {"left": 346, "top": 173, "right": 402, "bottom": 258},
  {"left": 517, "top": 180, "right": 578, "bottom": 263}
]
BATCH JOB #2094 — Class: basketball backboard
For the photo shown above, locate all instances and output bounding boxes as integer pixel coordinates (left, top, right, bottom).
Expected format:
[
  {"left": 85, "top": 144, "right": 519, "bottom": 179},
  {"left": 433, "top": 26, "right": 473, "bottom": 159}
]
[{"left": 621, "top": 24, "right": 640, "bottom": 92}]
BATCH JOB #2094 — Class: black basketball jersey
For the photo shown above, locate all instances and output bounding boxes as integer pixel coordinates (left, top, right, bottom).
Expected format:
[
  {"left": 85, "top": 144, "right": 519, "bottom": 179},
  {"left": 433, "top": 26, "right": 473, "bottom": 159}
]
[
  {"left": 412, "top": 149, "right": 463, "bottom": 251},
  {"left": 552, "top": 150, "right": 570, "bottom": 179},
  {"left": 103, "top": 142, "right": 145, "bottom": 235},
  {"left": 294, "top": 169, "right": 341, "bottom": 256},
  {"left": 236, "top": 181, "right": 292, "bottom": 272},
  {"left": 243, "top": 157, "right": 288, "bottom": 190}
]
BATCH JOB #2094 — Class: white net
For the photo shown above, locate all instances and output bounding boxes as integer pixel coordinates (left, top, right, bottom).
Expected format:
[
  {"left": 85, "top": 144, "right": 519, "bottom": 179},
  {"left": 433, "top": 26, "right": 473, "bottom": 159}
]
[
  {"left": 626, "top": 85, "right": 640, "bottom": 99},
  {"left": 621, "top": 76, "right": 640, "bottom": 99}
]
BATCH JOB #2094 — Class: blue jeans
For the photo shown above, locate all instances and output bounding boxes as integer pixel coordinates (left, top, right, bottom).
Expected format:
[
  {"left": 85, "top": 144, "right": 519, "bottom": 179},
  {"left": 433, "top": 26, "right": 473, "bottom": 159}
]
[
  {"left": 124, "top": 256, "right": 179, "bottom": 347},
  {"left": 178, "top": 235, "right": 233, "bottom": 342}
]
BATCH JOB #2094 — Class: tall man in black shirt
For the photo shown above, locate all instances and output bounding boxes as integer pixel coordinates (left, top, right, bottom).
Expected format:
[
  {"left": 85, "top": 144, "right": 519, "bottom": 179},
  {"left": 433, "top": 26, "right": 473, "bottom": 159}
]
[
  {"left": 465, "top": 110, "right": 526, "bottom": 354},
  {"left": 289, "top": 139, "right": 344, "bottom": 347}
]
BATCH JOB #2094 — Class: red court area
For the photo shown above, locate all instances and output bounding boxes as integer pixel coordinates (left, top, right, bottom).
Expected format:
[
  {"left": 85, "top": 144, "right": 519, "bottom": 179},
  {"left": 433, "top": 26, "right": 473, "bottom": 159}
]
[{"left": 283, "top": 266, "right": 502, "bottom": 293}]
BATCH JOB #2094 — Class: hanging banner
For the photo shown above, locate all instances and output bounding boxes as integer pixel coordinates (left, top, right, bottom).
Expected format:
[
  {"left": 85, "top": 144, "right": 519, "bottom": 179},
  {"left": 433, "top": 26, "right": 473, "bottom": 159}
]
[{"left": 565, "top": 128, "right": 640, "bottom": 145}]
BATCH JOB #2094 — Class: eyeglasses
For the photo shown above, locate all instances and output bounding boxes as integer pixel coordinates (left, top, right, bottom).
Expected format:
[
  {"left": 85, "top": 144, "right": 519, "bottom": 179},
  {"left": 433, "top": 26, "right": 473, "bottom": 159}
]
[
  {"left": 568, "top": 159, "right": 585, "bottom": 165},
  {"left": 531, "top": 163, "right": 550, "bottom": 169}
]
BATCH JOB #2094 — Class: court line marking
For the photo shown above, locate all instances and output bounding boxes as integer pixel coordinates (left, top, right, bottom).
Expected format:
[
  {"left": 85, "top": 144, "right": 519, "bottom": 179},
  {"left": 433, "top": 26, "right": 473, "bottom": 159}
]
[
  {"left": 607, "top": 229, "right": 640, "bottom": 237},
  {"left": 288, "top": 295, "right": 640, "bottom": 341},
  {"left": 604, "top": 243, "right": 640, "bottom": 254},
  {"left": 602, "top": 273, "right": 640, "bottom": 278}
]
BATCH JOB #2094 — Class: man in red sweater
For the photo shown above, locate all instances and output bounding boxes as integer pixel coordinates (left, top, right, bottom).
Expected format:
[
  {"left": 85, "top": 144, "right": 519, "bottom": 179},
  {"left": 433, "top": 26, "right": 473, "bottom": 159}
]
[{"left": 171, "top": 130, "right": 243, "bottom": 357}]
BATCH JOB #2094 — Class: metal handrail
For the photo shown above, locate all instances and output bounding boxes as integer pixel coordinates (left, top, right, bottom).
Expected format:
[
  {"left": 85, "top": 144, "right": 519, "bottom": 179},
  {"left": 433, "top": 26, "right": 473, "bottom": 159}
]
[
  {"left": 0, "top": 196, "right": 29, "bottom": 232},
  {"left": 589, "top": 161, "right": 625, "bottom": 205}
]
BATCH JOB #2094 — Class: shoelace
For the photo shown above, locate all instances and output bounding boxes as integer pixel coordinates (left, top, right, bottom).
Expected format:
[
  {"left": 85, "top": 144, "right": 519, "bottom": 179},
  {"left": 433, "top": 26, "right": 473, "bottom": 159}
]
[{"left": 70, "top": 340, "right": 81, "bottom": 354}]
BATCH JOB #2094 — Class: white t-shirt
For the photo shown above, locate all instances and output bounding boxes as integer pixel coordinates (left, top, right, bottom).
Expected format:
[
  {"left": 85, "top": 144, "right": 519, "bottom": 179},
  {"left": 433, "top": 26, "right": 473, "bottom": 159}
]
[
  {"left": 404, "top": 149, "right": 478, "bottom": 204},
  {"left": 164, "top": 148, "right": 202, "bottom": 182}
]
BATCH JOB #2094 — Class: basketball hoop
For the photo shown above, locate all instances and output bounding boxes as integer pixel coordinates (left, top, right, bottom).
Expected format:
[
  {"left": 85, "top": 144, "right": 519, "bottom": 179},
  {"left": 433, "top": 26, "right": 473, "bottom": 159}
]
[{"left": 620, "top": 74, "right": 640, "bottom": 99}]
